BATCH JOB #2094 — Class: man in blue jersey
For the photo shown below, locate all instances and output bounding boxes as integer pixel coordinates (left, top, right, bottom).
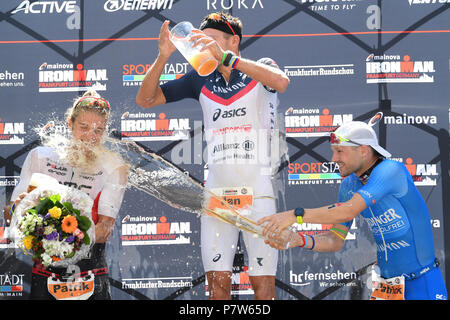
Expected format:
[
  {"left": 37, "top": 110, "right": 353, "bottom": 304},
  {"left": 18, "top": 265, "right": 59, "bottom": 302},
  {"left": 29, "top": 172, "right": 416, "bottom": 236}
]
[
  {"left": 136, "top": 12, "right": 289, "bottom": 300},
  {"left": 258, "top": 119, "right": 447, "bottom": 300}
]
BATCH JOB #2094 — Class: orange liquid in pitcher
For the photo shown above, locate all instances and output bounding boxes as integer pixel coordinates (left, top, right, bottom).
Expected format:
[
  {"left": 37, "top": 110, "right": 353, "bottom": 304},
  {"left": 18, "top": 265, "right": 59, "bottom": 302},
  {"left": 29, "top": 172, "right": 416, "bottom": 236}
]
[{"left": 188, "top": 52, "right": 218, "bottom": 76}]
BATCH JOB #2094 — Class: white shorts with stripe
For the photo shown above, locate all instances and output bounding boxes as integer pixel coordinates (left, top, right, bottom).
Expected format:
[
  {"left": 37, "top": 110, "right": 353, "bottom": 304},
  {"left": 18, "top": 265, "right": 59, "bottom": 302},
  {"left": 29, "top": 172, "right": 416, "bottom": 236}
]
[{"left": 200, "top": 197, "right": 278, "bottom": 276}]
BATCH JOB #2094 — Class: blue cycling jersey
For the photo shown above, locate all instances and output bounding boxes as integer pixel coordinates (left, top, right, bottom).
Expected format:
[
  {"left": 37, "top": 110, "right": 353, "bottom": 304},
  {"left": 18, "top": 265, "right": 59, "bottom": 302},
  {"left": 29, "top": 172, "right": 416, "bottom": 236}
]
[{"left": 338, "top": 159, "right": 436, "bottom": 279}]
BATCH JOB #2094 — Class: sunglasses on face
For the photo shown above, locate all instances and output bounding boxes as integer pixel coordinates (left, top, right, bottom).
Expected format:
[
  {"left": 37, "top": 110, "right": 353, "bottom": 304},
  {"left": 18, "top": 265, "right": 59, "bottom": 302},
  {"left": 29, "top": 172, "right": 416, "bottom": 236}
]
[
  {"left": 329, "top": 132, "right": 362, "bottom": 146},
  {"left": 74, "top": 96, "right": 110, "bottom": 110}
]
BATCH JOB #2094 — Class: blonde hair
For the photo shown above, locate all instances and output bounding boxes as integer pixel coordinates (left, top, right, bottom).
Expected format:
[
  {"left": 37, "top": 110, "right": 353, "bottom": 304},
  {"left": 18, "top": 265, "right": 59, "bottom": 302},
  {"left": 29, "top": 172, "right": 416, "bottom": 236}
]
[{"left": 65, "top": 90, "right": 110, "bottom": 124}]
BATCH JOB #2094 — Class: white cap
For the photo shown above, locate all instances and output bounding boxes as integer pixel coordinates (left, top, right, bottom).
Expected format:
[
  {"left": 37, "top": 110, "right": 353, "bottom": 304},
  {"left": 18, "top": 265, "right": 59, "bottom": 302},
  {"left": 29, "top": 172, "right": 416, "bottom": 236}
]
[{"left": 331, "top": 120, "right": 391, "bottom": 158}]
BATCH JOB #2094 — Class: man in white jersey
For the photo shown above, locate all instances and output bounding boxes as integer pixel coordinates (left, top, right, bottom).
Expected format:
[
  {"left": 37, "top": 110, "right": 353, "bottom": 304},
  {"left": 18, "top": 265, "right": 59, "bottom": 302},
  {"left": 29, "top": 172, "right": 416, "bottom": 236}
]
[{"left": 136, "top": 12, "right": 289, "bottom": 299}]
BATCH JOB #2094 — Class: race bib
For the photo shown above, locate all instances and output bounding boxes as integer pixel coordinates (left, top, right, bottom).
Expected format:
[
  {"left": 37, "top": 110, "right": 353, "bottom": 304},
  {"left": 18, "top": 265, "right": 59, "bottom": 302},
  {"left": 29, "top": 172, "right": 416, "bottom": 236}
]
[
  {"left": 47, "top": 272, "right": 95, "bottom": 300},
  {"left": 208, "top": 187, "right": 254, "bottom": 211},
  {"left": 370, "top": 273, "right": 405, "bottom": 300}
]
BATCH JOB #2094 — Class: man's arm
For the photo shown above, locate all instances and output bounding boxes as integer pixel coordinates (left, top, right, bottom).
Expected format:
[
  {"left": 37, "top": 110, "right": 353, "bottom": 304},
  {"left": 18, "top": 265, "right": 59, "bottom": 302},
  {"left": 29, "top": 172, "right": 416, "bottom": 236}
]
[
  {"left": 136, "top": 20, "right": 176, "bottom": 108},
  {"left": 136, "top": 56, "right": 169, "bottom": 108},
  {"left": 233, "top": 57, "right": 290, "bottom": 93},
  {"left": 311, "top": 225, "right": 349, "bottom": 252},
  {"left": 257, "top": 193, "right": 366, "bottom": 238},
  {"left": 299, "top": 161, "right": 405, "bottom": 226},
  {"left": 190, "top": 29, "right": 289, "bottom": 93},
  {"left": 303, "top": 193, "right": 366, "bottom": 224},
  {"left": 265, "top": 223, "right": 349, "bottom": 252}
]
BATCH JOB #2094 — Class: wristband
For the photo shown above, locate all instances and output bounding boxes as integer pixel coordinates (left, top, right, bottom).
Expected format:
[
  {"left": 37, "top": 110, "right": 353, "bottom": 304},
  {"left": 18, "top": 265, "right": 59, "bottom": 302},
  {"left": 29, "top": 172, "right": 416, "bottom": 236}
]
[
  {"left": 298, "top": 234, "right": 307, "bottom": 248},
  {"left": 221, "top": 51, "right": 228, "bottom": 64},
  {"left": 230, "top": 56, "right": 240, "bottom": 69},
  {"left": 330, "top": 229, "right": 346, "bottom": 241},
  {"left": 308, "top": 236, "right": 315, "bottom": 250},
  {"left": 222, "top": 50, "right": 234, "bottom": 67},
  {"left": 330, "top": 227, "right": 348, "bottom": 236}
]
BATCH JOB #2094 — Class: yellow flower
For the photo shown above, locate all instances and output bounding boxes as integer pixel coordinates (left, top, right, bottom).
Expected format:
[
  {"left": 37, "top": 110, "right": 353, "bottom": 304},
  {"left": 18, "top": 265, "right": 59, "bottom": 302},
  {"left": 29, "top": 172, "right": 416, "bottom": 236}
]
[
  {"left": 48, "top": 206, "right": 62, "bottom": 219},
  {"left": 23, "top": 235, "right": 35, "bottom": 250}
]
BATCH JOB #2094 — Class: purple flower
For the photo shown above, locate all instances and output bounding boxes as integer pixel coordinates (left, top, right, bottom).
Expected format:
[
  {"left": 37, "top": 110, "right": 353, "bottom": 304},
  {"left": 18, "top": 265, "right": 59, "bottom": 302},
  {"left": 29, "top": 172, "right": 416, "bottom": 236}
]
[
  {"left": 44, "top": 213, "right": 51, "bottom": 219},
  {"left": 45, "top": 231, "right": 58, "bottom": 241},
  {"left": 65, "top": 235, "right": 75, "bottom": 243}
]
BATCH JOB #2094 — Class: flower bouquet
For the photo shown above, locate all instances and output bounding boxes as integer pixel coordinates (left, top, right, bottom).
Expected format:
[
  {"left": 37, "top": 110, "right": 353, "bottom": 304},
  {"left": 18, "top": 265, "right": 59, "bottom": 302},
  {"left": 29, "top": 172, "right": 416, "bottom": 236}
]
[{"left": 10, "top": 184, "right": 95, "bottom": 268}]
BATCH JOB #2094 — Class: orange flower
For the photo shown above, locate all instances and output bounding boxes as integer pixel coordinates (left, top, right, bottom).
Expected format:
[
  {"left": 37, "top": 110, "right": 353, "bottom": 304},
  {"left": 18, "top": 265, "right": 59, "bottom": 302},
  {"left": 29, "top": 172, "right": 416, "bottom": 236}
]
[
  {"left": 52, "top": 256, "right": 62, "bottom": 262},
  {"left": 61, "top": 215, "right": 78, "bottom": 234}
]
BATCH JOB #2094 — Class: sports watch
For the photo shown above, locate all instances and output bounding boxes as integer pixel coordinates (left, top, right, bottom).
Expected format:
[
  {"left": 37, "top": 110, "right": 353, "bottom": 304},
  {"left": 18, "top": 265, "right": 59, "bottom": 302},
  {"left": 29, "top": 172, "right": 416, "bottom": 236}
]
[{"left": 294, "top": 207, "right": 305, "bottom": 224}]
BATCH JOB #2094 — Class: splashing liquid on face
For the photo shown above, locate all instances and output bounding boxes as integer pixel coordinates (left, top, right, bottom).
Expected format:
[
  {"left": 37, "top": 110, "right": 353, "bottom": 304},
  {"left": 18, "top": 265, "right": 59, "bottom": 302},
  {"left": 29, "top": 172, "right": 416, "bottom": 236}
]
[
  {"left": 37, "top": 122, "right": 207, "bottom": 215},
  {"left": 37, "top": 121, "right": 111, "bottom": 175}
]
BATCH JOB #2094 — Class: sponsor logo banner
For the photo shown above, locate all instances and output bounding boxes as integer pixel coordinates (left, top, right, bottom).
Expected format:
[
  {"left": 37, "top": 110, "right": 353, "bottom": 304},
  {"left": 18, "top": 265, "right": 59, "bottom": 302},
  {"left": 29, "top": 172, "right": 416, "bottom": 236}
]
[
  {"left": 120, "top": 112, "right": 190, "bottom": 141},
  {"left": 12, "top": 0, "right": 77, "bottom": 14},
  {"left": 284, "top": 64, "right": 355, "bottom": 78},
  {"left": 366, "top": 54, "right": 435, "bottom": 83},
  {"left": 285, "top": 107, "right": 353, "bottom": 137},
  {"left": 0, "top": 119, "right": 26, "bottom": 145},
  {"left": 0, "top": 273, "right": 24, "bottom": 297},
  {"left": 288, "top": 161, "right": 341, "bottom": 185},
  {"left": 390, "top": 157, "right": 438, "bottom": 186},
  {"left": 408, "top": 0, "right": 450, "bottom": 5},
  {"left": 403, "top": 157, "right": 438, "bottom": 186},
  {"left": 289, "top": 268, "right": 357, "bottom": 288},
  {"left": 383, "top": 113, "right": 437, "bottom": 126},
  {"left": 38, "top": 62, "right": 108, "bottom": 92},
  {"left": 104, "top": 0, "right": 174, "bottom": 12},
  {"left": 121, "top": 215, "right": 192, "bottom": 246},
  {"left": 122, "top": 63, "right": 188, "bottom": 87},
  {"left": 0, "top": 70, "right": 25, "bottom": 88},
  {"left": 121, "top": 276, "right": 193, "bottom": 290}
]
